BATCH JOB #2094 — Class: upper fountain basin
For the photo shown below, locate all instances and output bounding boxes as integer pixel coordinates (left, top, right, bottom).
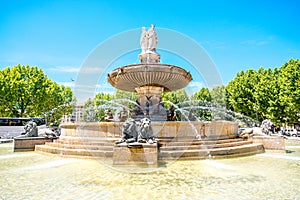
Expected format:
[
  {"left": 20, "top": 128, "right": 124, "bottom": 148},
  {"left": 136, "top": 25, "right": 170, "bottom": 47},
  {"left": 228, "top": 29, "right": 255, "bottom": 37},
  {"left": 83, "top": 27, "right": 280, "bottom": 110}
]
[{"left": 107, "top": 63, "right": 192, "bottom": 92}]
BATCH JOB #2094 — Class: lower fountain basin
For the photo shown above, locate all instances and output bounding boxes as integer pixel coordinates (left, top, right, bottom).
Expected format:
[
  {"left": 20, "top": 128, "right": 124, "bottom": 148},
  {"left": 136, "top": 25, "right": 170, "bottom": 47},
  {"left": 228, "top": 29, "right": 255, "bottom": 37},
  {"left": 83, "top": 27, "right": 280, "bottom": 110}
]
[{"left": 59, "top": 121, "right": 238, "bottom": 139}]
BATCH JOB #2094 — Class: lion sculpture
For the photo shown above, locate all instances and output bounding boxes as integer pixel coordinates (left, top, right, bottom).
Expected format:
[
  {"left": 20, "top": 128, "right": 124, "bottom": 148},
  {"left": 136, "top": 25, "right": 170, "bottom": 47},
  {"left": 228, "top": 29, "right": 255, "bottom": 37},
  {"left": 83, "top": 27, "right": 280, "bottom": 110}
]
[
  {"left": 115, "top": 117, "right": 155, "bottom": 144},
  {"left": 15, "top": 121, "right": 38, "bottom": 138},
  {"left": 116, "top": 118, "right": 137, "bottom": 144},
  {"left": 138, "top": 117, "right": 154, "bottom": 143}
]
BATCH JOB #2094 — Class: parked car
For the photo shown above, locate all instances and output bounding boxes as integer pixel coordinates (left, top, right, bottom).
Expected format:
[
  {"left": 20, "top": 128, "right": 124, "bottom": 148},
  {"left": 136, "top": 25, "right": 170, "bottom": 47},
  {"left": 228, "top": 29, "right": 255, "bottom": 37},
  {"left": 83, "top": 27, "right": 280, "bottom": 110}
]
[
  {"left": 283, "top": 128, "right": 299, "bottom": 137},
  {"left": 238, "top": 128, "right": 246, "bottom": 136}
]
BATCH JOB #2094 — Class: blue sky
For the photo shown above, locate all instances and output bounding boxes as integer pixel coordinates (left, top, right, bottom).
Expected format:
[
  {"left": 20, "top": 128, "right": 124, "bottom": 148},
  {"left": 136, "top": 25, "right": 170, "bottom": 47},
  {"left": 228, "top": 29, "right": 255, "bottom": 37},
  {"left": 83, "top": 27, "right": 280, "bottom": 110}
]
[{"left": 1, "top": 0, "right": 300, "bottom": 102}]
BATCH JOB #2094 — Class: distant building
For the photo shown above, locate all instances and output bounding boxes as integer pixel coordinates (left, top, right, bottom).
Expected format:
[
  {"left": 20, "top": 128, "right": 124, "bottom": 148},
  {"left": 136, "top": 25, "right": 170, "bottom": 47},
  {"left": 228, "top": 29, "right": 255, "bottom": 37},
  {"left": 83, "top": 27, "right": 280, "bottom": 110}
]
[{"left": 62, "top": 105, "right": 83, "bottom": 123}]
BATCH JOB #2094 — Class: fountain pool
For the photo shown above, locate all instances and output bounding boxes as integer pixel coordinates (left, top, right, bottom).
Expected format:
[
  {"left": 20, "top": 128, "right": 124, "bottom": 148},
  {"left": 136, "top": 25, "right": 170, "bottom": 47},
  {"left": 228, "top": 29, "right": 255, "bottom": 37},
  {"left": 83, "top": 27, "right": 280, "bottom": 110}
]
[{"left": 1, "top": 139, "right": 300, "bottom": 199}]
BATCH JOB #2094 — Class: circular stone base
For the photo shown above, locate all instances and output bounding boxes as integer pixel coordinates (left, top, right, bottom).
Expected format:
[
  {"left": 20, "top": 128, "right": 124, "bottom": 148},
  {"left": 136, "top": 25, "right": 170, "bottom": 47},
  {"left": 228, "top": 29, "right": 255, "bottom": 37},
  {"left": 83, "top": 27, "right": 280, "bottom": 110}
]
[{"left": 138, "top": 52, "right": 160, "bottom": 63}]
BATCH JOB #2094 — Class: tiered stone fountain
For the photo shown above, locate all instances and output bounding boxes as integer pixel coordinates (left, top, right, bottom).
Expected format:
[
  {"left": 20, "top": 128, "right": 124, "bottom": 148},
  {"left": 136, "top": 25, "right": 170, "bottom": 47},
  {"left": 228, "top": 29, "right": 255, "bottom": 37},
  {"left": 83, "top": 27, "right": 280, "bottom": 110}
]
[
  {"left": 108, "top": 24, "right": 192, "bottom": 121},
  {"left": 35, "top": 24, "right": 265, "bottom": 163}
]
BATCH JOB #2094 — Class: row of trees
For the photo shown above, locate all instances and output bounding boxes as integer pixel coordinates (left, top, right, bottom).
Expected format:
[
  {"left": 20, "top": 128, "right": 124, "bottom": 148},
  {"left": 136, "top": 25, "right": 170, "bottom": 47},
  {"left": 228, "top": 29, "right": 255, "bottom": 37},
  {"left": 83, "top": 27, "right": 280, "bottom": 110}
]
[
  {"left": 190, "top": 59, "right": 299, "bottom": 125},
  {"left": 0, "top": 65, "right": 75, "bottom": 125},
  {"left": 226, "top": 59, "right": 300, "bottom": 125},
  {"left": 7, "top": 60, "right": 294, "bottom": 125},
  {"left": 83, "top": 59, "right": 299, "bottom": 125}
]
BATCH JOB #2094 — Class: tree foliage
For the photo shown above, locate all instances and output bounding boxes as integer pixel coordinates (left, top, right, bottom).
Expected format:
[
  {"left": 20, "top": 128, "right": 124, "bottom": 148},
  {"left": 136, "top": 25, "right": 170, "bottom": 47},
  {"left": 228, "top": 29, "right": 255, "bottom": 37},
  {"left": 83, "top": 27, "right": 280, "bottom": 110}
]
[
  {"left": 277, "top": 59, "right": 300, "bottom": 123},
  {"left": 190, "top": 87, "right": 212, "bottom": 120},
  {"left": 191, "top": 87, "right": 211, "bottom": 101},
  {"left": 226, "top": 59, "right": 300, "bottom": 125},
  {"left": 162, "top": 89, "right": 189, "bottom": 107},
  {"left": 210, "top": 85, "right": 227, "bottom": 107},
  {"left": 226, "top": 69, "right": 259, "bottom": 119},
  {"left": 0, "top": 65, "right": 75, "bottom": 123}
]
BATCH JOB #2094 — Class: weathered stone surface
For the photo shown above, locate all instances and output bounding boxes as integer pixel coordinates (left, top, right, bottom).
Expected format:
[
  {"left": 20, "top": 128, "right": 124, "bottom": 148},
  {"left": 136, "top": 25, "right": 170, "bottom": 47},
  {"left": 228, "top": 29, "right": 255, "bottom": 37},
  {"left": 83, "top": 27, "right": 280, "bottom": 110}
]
[
  {"left": 108, "top": 64, "right": 192, "bottom": 93},
  {"left": 113, "top": 143, "right": 158, "bottom": 166},
  {"left": 253, "top": 136, "right": 285, "bottom": 151},
  {"left": 14, "top": 137, "right": 54, "bottom": 151},
  {"left": 60, "top": 121, "right": 239, "bottom": 139}
]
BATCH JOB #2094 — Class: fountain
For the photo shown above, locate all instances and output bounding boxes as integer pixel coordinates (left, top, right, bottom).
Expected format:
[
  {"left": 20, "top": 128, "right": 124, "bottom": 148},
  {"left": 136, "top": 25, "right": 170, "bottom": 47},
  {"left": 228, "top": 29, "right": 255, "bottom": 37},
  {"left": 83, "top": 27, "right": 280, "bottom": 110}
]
[
  {"left": 35, "top": 24, "right": 266, "bottom": 165},
  {"left": 108, "top": 24, "right": 192, "bottom": 121}
]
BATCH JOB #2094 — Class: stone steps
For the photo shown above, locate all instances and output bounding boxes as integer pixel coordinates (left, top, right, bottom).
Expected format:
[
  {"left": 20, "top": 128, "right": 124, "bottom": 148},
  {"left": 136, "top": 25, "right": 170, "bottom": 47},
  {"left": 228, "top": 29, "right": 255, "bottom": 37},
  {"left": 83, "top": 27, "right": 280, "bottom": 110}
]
[
  {"left": 58, "top": 136, "right": 117, "bottom": 142},
  {"left": 35, "top": 145, "right": 113, "bottom": 157},
  {"left": 54, "top": 140, "right": 116, "bottom": 146},
  {"left": 159, "top": 143, "right": 265, "bottom": 160},
  {"left": 35, "top": 136, "right": 265, "bottom": 160},
  {"left": 44, "top": 142, "right": 114, "bottom": 151},
  {"left": 160, "top": 140, "right": 252, "bottom": 151},
  {"left": 158, "top": 138, "right": 244, "bottom": 146}
]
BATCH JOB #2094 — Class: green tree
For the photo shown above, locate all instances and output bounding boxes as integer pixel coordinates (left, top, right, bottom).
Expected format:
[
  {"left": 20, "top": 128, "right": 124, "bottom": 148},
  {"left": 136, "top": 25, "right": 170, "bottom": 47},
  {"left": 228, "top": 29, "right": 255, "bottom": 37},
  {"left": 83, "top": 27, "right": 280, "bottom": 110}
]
[
  {"left": 94, "top": 92, "right": 114, "bottom": 106},
  {"left": 210, "top": 85, "right": 227, "bottom": 107},
  {"left": 226, "top": 69, "right": 259, "bottom": 119},
  {"left": 162, "top": 89, "right": 189, "bottom": 107},
  {"left": 191, "top": 87, "right": 211, "bottom": 102},
  {"left": 161, "top": 89, "right": 189, "bottom": 121},
  {"left": 0, "top": 65, "right": 75, "bottom": 120},
  {"left": 82, "top": 98, "right": 98, "bottom": 122},
  {"left": 94, "top": 92, "right": 114, "bottom": 121},
  {"left": 225, "top": 59, "right": 300, "bottom": 126},
  {"left": 44, "top": 85, "right": 75, "bottom": 126},
  {"left": 278, "top": 59, "right": 300, "bottom": 123},
  {"left": 253, "top": 67, "right": 280, "bottom": 122},
  {"left": 190, "top": 87, "right": 212, "bottom": 120},
  {"left": 113, "top": 89, "right": 137, "bottom": 110},
  {"left": 114, "top": 90, "right": 137, "bottom": 102}
]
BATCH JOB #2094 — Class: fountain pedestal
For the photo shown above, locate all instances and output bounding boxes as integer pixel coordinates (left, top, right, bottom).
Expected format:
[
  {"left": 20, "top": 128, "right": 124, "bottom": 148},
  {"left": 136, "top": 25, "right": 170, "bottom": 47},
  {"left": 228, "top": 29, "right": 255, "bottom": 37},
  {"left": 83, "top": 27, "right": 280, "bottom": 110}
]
[
  {"left": 113, "top": 143, "right": 158, "bottom": 166},
  {"left": 138, "top": 52, "right": 160, "bottom": 63},
  {"left": 134, "top": 86, "right": 167, "bottom": 121}
]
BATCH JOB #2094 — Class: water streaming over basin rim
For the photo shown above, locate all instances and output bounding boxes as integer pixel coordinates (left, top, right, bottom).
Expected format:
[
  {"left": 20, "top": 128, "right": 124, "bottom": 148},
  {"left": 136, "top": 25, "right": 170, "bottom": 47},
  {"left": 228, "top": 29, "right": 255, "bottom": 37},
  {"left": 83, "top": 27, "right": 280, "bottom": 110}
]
[{"left": 1, "top": 140, "right": 300, "bottom": 200}]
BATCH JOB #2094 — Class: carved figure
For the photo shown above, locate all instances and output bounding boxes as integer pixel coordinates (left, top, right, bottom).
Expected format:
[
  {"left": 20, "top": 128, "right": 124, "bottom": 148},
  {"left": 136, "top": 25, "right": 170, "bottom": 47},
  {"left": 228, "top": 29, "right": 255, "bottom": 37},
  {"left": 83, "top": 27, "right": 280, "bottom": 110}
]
[
  {"left": 118, "top": 107, "right": 128, "bottom": 122},
  {"left": 115, "top": 117, "right": 155, "bottom": 144},
  {"left": 147, "top": 24, "right": 158, "bottom": 52},
  {"left": 131, "top": 104, "right": 143, "bottom": 116},
  {"left": 15, "top": 121, "right": 38, "bottom": 138},
  {"left": 167, "top": 105, "right": 177, "bottom": 121},
  {"left": 188, "top": 110, "right": 197, "bottom": 121},
  {"left": 104, "top": 109, "right": 114, "bottom": 122},
  {"left": 138, "top": 118, "right": 154, "bottom": 143},
  {"left": 116, "top": 118, "right": 137, "bottom": 144},
  {"left": 139, "top": 24, "right": 158, "bottom": 53},
  {"left": 140, "top": 27, "right": 148, "bottom": 53},
  {"left": 39, "top": 127, "right": 60, "bottom": 138},
  {"left": 261, "top": 119, "right": 275, "bottom": 135}
]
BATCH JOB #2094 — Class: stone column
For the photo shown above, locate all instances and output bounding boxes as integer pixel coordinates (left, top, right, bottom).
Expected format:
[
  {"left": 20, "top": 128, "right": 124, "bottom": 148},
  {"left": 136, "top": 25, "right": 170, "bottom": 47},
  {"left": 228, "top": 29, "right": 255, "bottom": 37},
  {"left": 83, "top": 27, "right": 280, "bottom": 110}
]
[{"left": 135, "top": 86, "right": 167, "bottom": 121}]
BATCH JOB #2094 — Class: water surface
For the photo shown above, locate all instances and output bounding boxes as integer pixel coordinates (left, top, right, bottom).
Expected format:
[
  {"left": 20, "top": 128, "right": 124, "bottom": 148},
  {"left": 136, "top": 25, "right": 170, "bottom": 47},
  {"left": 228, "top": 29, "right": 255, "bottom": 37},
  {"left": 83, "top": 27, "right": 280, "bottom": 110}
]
[{"left": 1, "top": 140, "right": 300, "bottom": 200}]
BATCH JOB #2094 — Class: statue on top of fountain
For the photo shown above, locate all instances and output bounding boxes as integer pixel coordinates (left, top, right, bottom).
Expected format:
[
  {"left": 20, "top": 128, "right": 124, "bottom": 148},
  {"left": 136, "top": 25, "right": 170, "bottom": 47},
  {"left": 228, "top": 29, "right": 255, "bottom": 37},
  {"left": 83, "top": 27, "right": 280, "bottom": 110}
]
[
  {"left": 140, "top": 24, "right": 158, "bottom": 52},
  {"left": 139, "top": 24, "right": 160, "bottom": 63}
]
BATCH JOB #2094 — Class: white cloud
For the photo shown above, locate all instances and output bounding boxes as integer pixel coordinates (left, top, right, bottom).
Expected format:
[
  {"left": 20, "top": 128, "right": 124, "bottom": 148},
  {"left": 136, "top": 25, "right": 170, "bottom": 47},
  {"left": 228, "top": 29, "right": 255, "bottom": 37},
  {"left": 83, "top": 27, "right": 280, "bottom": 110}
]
[
  {"left": 185, "top": 81, "right": 204, "bottom": 97},
  {"left": 188, "top": 81, "right": 203, "bottom": 88},
  {"left": 50, "top": 66, "right": 80, "bottom": 73},
  {"left": 256, "top": 41, "right": 267, "bottom": 46},
  {"left": 203, "top": 40, "right": 227, "bottom": 49},
  {"left": 78, "top": 67, "right": 105, "bottom": 73},
  {"left": 50, "top": 66, "right": 105, "bottom": 74},
  {"left": 58, "top": 81, "right": 75, "bottom": 87},
  {"left": 240, "top": 39, "right": 268, "bottom": 46}
]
